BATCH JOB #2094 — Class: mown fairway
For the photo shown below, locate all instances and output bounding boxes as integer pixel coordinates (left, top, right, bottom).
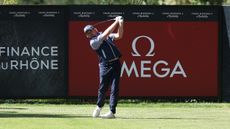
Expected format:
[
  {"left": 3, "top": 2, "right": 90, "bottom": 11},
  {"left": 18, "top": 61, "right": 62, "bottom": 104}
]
[{"left": 0, "top": 103, "right": 230, "bottom": 129}]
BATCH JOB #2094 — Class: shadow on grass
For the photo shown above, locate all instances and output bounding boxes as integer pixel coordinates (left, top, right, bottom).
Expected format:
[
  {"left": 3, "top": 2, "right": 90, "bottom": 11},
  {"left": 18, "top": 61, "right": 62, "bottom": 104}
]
[
  {"left": 0, "top": 113, "right": 211, "bottom": 120},
  {"left": 0, "top": 107, "right": 28, "bottom": 110},
  {"left": 0, "top": 113, "right": 91, "bottom": 118},
  {"left": 117, "top": 117, "right": 211, "bottom": 120}
]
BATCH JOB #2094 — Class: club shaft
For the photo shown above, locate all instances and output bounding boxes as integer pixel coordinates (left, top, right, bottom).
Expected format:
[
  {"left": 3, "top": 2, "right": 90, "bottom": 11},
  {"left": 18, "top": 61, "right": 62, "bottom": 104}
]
[{"left": 93, "top": 18, "right": 115, "bottom": 26}]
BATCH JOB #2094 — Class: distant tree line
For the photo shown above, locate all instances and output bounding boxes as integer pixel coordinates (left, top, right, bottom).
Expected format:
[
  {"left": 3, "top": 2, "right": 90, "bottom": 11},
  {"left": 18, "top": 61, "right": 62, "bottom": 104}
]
[{"left": 0, "top": 0, "right": 230, "bottom": 5}]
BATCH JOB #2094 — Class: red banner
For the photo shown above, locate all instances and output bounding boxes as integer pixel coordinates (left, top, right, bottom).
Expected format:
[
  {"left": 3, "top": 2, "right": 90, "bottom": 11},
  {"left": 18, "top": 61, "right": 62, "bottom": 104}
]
[{"left": 69, "top": 21, "right": 218, "bottom": 97}]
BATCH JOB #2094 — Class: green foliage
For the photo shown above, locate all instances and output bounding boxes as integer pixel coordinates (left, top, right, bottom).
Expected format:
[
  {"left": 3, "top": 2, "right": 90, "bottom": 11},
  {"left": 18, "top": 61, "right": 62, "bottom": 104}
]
[{"left": 1, "top": 0, "right": 18, "bottom": 4}]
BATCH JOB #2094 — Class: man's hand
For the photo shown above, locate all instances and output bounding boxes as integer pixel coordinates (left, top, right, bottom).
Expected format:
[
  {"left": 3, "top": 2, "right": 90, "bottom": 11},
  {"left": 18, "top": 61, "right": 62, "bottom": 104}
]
[
  {"left": 119, "top": 17, "right": 124, "bottom": 25},
  {"left": 115, "top": 16, "right": 124, "bottom": 27},
  {"left": 115, "top": 16, "right": 123, "bottom": 21}
]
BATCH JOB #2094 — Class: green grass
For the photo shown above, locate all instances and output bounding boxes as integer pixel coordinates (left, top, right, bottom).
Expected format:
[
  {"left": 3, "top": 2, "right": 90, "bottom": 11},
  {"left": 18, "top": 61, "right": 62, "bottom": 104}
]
[{"left": 0, "top": 103, "right": 230, "bottom": 129}]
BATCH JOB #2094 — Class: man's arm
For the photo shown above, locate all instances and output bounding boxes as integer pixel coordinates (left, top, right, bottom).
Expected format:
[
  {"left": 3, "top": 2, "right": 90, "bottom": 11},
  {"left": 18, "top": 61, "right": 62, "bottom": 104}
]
[
  {"left": 89, "top": 17, "right": 121, "bottom": 50},
  {"left": 100, "top": 18, "right": 119, "bottom": 41},
  {"left": 110, "top": 17, "right": 124, "bottom": 40}
]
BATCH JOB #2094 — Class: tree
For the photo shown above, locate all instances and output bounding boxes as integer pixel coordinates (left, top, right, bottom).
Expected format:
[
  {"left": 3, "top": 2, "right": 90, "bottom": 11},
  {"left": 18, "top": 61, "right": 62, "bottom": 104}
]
[{"left": 2, "top": 0, "right": 18, "bottom": 4}]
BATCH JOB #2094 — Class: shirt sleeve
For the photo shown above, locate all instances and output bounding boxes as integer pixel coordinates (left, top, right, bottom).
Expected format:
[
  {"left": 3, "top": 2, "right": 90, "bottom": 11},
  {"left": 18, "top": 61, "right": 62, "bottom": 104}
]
[
  {"left": 90, "top": 34, "right": 103, "bottom": 50},
  {"left": 109, "top": 33, "right": 116, "bottom": 41}
]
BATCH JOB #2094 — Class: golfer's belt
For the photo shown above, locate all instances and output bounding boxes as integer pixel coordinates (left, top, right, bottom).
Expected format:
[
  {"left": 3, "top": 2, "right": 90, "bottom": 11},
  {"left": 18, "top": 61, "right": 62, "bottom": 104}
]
[{"left": 108, "top": 57, "right": 119, "bottom": 63}]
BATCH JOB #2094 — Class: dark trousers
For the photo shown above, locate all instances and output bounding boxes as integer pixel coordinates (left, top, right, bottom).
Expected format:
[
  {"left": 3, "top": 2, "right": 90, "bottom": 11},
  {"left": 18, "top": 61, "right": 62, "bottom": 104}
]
[{"left": 97, "top": 60, "right": 121, "bottom": 114}]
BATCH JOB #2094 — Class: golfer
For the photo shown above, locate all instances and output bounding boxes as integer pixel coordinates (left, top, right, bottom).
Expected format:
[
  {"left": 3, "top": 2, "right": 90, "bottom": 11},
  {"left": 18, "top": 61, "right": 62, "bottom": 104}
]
[{"left": 83, "top": 16, "right": 124, "bottom": 119}]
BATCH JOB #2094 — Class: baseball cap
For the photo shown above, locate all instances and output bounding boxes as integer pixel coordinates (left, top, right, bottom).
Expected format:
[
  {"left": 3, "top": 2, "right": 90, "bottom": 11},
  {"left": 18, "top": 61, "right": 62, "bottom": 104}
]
[{"left": 83, "top": 25, "right": 94, "bottom": 33}]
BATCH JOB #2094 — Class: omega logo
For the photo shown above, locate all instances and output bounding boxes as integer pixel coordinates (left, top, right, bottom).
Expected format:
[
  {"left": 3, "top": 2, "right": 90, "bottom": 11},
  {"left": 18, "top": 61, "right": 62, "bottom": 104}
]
[
  {"left": 121, "top": 35, "right": 187, "bottom": 78},
  {"left": 131, "top": 35, "right": 155, "bottom": 57}
]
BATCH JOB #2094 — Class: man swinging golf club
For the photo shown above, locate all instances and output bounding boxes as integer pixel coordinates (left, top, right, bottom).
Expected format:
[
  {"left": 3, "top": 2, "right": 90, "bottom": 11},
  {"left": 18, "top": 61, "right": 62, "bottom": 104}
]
[{"left": 83, "top": 16, "right": 124, "bottom": 119}]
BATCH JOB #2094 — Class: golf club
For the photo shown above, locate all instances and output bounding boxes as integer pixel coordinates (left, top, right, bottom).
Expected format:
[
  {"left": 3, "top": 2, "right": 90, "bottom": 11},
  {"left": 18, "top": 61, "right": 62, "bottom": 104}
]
[
  {"left": 93, "top": 18, "right": 116, "bottom": 27},
  {"left": 93, "top": 16, "right": 123, "bottom": 27}
]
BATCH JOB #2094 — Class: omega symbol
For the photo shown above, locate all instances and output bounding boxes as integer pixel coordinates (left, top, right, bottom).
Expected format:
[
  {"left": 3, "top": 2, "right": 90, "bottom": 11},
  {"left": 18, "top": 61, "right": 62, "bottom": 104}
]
[{"left": 131, "top": 35, "right": 155, "bottom": 57}]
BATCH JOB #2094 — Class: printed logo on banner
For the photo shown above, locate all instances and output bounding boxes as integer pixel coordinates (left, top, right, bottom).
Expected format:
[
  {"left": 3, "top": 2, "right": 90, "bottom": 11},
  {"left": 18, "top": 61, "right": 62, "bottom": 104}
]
[
  {"left": 121, "top": 35, "right": 187, "bottom": 78},
  {"left": 0, "top": 46, "right": 59, "bottom": 70},
  {"left": 131, "top": 35, "right": 155, "bottom": 57}
]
